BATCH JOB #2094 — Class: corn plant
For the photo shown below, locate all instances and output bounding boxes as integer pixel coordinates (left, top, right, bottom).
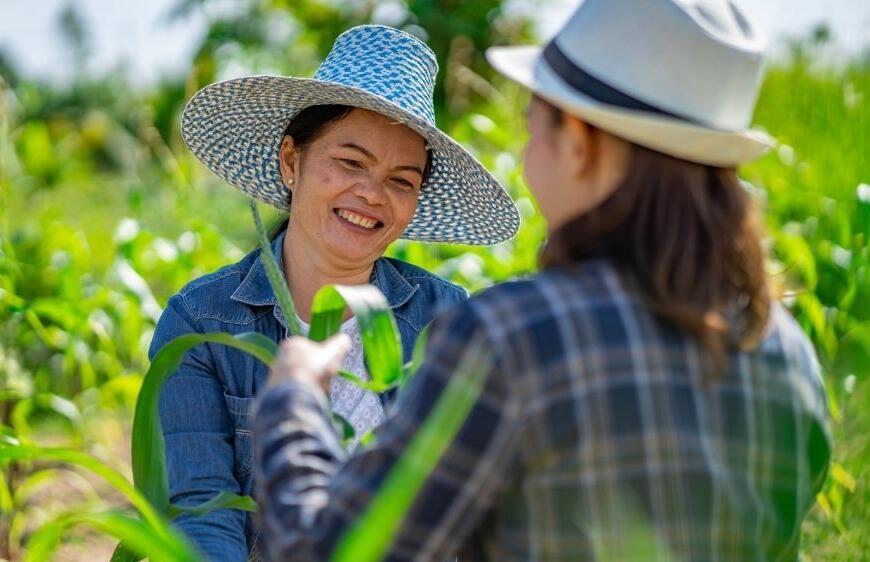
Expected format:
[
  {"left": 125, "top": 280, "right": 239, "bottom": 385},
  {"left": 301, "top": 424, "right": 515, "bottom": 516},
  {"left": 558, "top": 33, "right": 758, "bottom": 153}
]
[{"left": 0, "top": 438, "right": 201, "bottom": 561}]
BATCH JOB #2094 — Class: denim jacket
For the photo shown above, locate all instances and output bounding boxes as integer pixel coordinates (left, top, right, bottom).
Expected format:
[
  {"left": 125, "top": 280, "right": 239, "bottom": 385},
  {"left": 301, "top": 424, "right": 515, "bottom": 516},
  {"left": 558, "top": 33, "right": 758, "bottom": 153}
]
[{"left": 149, "top": 230, "right": 467, "bottom": 561}]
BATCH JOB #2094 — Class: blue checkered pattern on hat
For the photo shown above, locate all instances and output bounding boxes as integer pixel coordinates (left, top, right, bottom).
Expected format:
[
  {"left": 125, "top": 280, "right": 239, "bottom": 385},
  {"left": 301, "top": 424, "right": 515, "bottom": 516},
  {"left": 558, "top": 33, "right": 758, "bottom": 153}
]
[
  {"left": 315, "top": 26, "right": 437, "bottom": 124},
  {"left": 181, "top": 25, "right": 519, "bottom": 245}
]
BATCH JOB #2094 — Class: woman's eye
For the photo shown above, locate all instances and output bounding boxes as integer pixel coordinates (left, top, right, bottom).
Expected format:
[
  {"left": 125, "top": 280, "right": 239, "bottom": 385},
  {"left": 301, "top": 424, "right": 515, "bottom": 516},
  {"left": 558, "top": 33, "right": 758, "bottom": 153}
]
[
  {"left": 392, "top": 177, "right": 417, "bottom": 190},
  {"left": 340, "top": 159, "right": 364, "bottom": 169}
]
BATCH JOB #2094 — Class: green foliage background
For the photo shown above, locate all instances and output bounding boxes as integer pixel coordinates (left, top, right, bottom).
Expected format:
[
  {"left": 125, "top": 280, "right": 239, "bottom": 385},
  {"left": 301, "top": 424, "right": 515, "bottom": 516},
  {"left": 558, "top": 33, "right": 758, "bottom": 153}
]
[{"left": 0, "top": 1, "right": 868, "bottom": 559}]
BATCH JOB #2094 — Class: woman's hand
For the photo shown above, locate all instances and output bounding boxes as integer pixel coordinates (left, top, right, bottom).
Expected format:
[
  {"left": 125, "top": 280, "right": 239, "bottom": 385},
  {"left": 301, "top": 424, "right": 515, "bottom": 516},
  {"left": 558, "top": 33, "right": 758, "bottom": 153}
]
[{"left": 267, "top": 334, "right": 351, "bottom": 392}]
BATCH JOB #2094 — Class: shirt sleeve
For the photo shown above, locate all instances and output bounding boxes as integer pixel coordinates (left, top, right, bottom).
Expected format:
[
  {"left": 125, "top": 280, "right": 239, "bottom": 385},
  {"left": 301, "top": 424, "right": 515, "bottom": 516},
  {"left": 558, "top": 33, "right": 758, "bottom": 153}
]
[
  {"left": 150, "top": 295, "right": 250, "bottom": 562},
  {"left": 253, "top": 301, "right": 524, "bottom": 561}
]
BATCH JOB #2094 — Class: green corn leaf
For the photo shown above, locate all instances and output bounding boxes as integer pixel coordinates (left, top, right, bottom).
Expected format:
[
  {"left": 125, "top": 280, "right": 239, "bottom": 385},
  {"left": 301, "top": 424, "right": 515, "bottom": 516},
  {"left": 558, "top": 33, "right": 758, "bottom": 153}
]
[
  {"left": 309, "top": 284, "right": 403, "bottom": 389},
  {"left": 830, "top": 462, "right": 857, "bottom": 493},
  {"left": 250, "top": 199, "right": 302, "bottom": 335},
  {"left": 132, "top": 331, "right": 276, "bottom": 515},
  {"left": 109, "top": 543, "right": 141, "bottom": 562},
  {"left": 357, "top": 429, "right": 376, "bottom": 448},
  {"left": 0, "top": 468, "right": 12, "bottom": 513},
  {"left": 334, "top": 367, "right": 391, "bottom": 394},
  {"left": 10, "top": 393, "right": 83, "bottom": 440},
  {"left": 0, "top": 432, "right": 18, "bottom": 446},
  {"left": 773, "top": 231, "right": 818, "bottom": 291},
  {"left": 0, "top": 443, "right": 165, "bottom": 529},
  {"left": 815, "top": 491, "right": 846, "bottom": 534},
  {"left": 332, "top": 338, "right": 492, "bottom": 562},
  {"left": 168, "top": 491, "right": 257, "bottom": 518},
  {"left": 335, "top": 369, "right": 394, "bottom": 393},
  {"left": 13, "top": 467, "right": 100, "bottom": 508},
  {"left": 332, "top": 412, "right": 356, "bottom": 444},
  {"left": 25, "top": 509, "right": 199, "bottom": 562},
  {"left": 336, "top": 368, "right": 367, "bottom": 388},
  {"left": 402, "top": 324, "right": 431, "bottom": 385},
  {"left": 308, "top": 284, "right": 347, "bottom": 342},
  {"left": 24, "top": 514, "right": 76, "bottom": 562}
]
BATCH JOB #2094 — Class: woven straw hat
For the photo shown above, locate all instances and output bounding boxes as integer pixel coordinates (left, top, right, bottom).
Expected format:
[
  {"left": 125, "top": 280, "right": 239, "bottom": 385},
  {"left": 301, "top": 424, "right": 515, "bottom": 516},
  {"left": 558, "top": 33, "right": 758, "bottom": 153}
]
[{"left": 182, "top": 25, "right": 519, "bottom": 245}]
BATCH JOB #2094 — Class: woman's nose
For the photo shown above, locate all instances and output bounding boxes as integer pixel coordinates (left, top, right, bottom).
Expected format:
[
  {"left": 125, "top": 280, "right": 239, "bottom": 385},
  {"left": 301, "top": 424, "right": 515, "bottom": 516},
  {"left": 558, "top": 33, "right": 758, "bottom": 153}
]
[{"left": 353, "top": 177, "right": 387, "bottom": 205}]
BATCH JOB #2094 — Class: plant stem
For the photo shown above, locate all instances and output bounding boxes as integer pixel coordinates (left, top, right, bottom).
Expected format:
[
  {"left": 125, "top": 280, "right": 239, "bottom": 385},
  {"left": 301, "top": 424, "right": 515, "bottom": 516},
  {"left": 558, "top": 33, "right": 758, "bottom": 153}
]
[{"left": 249, "top": 200, "right": 302, "bottom": 336}]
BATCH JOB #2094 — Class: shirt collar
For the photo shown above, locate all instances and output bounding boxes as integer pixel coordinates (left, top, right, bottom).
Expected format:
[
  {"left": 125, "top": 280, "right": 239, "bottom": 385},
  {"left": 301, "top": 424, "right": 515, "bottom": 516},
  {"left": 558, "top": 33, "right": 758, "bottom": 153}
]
[
  {"left": 230, "top": 229, "right": 418, "bottom": 310},
  {"left": 371, "top": 254, "right": 418, "bottom": 309}
]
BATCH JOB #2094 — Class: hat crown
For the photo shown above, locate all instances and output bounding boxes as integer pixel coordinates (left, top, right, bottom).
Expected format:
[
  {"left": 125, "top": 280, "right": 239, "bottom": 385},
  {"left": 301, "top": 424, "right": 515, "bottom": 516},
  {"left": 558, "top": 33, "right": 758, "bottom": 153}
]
[
  {"left": 314, "top": 25, "right": 439, "bottom": 126},
  {"left": 551, "top": 0, "right": 765, "bottom": 130}
]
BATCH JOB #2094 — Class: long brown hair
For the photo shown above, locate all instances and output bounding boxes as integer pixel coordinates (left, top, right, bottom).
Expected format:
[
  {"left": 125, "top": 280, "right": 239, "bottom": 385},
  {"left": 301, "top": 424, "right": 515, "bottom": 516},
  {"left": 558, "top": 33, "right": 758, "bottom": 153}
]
[{"left": 539, "top": 103, "right": 771, "bottom": 372}]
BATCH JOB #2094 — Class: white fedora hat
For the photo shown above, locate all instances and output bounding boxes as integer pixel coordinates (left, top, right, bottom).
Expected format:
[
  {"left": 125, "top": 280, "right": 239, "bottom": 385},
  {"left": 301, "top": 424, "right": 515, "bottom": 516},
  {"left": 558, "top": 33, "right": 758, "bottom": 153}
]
[
  {"left": 487, "top": 0, "right": 774, "bottom": 166},
  {"left": 182, "top": 25, "right": 519, "bottom": 245}
]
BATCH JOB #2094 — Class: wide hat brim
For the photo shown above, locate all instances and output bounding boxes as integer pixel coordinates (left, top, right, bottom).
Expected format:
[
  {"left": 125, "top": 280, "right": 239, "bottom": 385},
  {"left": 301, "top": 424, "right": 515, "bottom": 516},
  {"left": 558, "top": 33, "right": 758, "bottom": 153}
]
[
  {"left": 487, "top": 46, "right": 774, "bottom": 167},
  {"left": 181, "top": 75, "right": 520, "bottom": 245}
]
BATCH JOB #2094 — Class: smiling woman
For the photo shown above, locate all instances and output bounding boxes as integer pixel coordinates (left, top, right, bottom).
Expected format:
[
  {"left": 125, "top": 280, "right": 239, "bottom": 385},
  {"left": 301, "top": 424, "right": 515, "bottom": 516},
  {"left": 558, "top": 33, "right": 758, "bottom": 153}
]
[
  {"left": 147, "top": 25, "right": 518, "bottom": 561},
  {"left": 278, "top": 107, "right": 430, "bottom": 315}
]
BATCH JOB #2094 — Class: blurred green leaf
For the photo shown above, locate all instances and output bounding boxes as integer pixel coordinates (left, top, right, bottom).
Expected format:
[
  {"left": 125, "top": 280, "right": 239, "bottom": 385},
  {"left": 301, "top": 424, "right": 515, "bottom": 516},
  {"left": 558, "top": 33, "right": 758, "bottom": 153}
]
[
  {"left": 0, "top": 469, "right": 12, "bottom": 513},
  {"left": 332, "top": 413, "right": 356, "bottom": 444},
  {"left": 17, "top": 121, "right": 57, "bottom": 181},
  {"left": 830, "top": 462, "right": 857, "bottom": 493},
  {"left": 10, "top": 392, "right": 83, "bottom": 440},
  {"left": 12, "top": 467, "right": 99, "bottom": 507},
  {"left": 774, "top": 230, "right": 818, "bottom": 291},
  {"left": 168, "top": 491, "right": 257, "bottom": 518},
  {"left": 403, "top": 324, "right": 431, "bottom": 385},
  {"left": 0, "top": 443, "right": 168, "bottom": 536},
  {"left": 25, "top": 509, "right": 198, "bottom": 562}
]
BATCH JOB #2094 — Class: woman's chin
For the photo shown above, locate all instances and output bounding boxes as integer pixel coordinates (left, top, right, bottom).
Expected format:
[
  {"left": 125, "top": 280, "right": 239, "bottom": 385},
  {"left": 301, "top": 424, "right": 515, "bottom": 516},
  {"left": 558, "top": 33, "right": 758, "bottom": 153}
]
[{"left": 322, "top": 240, "right": 383, "bottom": 268}]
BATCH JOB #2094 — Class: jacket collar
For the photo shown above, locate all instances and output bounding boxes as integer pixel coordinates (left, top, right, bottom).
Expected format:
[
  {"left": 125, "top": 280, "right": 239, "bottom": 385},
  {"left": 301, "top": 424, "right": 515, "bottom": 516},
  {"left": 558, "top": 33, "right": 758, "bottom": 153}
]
[{"left": 230, "top": 229, "right": 418, "bottom": 310}]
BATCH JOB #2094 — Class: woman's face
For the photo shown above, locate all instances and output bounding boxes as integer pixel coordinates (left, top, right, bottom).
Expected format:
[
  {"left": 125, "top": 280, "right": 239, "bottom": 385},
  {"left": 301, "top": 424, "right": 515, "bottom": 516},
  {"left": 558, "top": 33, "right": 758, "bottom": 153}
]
[
  {"left": 522, "top": 96, "right": 630, "bottom": 232},
  {"left": 280, "top": 108, "right": 427, "bottom": 268},
  {"left": 522, "top": 97, "right": 569, "bottom": 229}
]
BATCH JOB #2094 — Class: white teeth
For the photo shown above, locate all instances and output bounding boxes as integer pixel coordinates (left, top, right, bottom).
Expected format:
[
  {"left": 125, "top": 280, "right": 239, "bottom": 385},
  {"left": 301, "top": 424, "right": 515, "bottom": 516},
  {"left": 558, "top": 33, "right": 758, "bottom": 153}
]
[{"left": 337, "top": 209, "right": 378, "bottom": 229}]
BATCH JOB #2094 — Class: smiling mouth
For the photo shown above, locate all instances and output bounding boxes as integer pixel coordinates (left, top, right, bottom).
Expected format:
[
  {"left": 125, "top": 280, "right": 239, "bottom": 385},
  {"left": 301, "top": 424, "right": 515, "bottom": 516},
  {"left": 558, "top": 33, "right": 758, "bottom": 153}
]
[{"left": 335, "top": 208, "right": 384, "bottom": 230}]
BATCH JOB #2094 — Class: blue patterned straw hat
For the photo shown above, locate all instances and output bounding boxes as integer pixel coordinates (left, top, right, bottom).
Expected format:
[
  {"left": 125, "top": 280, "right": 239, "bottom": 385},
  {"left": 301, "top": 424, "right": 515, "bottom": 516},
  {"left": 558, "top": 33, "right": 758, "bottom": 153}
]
[{"left": 181, "top": 25, "right": 519, "bottom": 245}]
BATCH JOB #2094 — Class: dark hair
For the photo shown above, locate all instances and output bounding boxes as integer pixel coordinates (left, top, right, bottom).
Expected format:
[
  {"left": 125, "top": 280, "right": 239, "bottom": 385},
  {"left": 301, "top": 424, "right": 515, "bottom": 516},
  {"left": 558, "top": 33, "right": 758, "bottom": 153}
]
[
  {"left": 538, "top": 100, "right": 771, "bottom": 374},
  {"left": 283, "top": 104, "right": 355, "bottom": 149},
  {"left": 268, "top": 105, "right": 354, "bottom": 239}
]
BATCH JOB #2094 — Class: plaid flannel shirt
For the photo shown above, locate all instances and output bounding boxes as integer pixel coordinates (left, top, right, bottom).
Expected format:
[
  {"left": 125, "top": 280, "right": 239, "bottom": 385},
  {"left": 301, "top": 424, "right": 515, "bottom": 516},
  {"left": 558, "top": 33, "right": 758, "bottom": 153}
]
[{"left": 253, "top": 259, "right": 830, "bottom": 561}]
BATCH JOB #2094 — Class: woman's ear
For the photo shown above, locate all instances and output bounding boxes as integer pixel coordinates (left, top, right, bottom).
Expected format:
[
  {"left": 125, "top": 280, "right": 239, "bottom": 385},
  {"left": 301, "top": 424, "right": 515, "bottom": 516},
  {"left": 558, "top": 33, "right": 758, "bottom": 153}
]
[
  {"left": 561, "top": 114, "right": 595, "bottom": 180},
  {"left": 278, "top": 136, "right": 300, "bottom": 191},
  {"left": 562, "top": 115, "right": 631, "bottom": 202}
]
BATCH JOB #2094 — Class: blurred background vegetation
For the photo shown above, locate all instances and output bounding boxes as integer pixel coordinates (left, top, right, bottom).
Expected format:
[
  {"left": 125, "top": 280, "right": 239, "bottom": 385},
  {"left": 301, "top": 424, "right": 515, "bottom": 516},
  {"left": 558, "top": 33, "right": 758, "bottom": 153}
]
[{"left": 0, "top": 0, "right": 868, "bottom": 559}]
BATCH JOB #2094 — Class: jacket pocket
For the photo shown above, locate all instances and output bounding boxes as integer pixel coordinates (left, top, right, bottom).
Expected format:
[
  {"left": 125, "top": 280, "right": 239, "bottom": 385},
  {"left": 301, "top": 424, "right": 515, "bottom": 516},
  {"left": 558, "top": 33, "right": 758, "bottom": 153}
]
[{"left": 223, "top": 392, "right": 255, "bottom": 479}]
